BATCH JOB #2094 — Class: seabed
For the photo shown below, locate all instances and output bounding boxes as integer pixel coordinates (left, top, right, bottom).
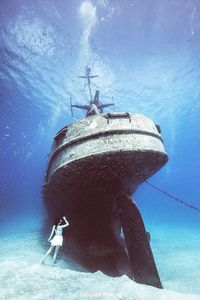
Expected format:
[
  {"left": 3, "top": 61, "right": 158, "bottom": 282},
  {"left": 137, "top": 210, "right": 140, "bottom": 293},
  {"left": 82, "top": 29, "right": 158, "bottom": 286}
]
[{"left": 1, "top": 221, "right": 200, "bottom": 300}]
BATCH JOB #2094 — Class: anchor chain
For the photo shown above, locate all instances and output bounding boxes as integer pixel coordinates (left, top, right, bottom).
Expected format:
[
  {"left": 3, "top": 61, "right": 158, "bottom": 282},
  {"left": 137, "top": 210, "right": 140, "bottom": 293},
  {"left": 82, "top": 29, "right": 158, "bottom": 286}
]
[{"left": 145, "top": 181, "right": 200, "bottom": 214}]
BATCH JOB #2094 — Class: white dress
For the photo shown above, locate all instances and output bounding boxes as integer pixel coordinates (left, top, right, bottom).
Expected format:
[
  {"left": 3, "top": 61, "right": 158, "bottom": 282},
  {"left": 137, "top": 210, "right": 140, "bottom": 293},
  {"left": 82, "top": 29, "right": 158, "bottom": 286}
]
[{"left": 50, "top": 226, "right": 63, "bottom": 246}]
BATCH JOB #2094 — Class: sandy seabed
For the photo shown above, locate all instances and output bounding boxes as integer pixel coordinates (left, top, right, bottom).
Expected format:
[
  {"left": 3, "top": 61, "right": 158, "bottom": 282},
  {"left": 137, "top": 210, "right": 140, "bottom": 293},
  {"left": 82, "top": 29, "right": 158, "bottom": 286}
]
[{"left": 0, "top": 222, "right": 200, "bottom": 300}]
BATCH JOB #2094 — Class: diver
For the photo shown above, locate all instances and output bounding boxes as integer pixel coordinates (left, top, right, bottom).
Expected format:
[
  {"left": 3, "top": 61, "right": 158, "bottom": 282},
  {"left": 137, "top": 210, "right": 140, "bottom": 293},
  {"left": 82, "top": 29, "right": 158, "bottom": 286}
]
[
  {"left": 71, "top": 90, "right": 114, "bottom": 117},
  {"left": 86, "top": 102, "right": 101, "bottom": 116},
  {"left": 42, "top": 216, "right": 69, "bottom": 264}
]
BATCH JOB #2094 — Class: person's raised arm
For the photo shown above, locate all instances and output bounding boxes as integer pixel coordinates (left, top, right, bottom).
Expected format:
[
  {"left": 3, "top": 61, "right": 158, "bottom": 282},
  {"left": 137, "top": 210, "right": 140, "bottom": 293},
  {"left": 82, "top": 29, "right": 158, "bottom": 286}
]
[
  {"left": 61, "top": 216, "right": 69, "bottom": 228},
  {"left": 48, "top": 225, "right": 55, "bottom": 241}
]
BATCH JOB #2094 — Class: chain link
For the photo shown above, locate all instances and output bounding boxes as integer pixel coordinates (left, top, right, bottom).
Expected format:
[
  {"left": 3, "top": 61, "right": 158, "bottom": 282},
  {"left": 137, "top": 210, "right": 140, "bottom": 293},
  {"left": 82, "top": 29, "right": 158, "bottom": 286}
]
[{"left": 145, "top": 181, "right": 200, "bottom": 213}]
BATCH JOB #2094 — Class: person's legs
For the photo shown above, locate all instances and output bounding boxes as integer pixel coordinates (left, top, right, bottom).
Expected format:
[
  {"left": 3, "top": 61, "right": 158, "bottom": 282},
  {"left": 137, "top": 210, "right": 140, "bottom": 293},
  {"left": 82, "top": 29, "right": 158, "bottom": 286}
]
[
  {"left": 42, "top": 246, "right": 54, "bottom": 264},
  {"left": 53, "top": 246, "right": 60, "bottom": 263}
]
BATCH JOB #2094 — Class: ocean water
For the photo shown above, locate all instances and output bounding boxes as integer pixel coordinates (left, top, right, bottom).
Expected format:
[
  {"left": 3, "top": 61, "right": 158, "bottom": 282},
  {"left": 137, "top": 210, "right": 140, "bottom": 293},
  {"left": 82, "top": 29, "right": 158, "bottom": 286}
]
[{"left": 0, "top": 1, "right": 200, "bottom": 299}]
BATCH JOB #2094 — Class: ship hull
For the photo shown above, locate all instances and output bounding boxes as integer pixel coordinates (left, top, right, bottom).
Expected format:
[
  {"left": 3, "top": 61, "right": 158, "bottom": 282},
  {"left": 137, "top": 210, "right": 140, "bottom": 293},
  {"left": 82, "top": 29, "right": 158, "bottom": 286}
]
[
  {"left": 42, "top": 112, "right": 168, "bottom": 287},
  {"left": 43, "top": 112, "right": 168, "bottom": 206}
]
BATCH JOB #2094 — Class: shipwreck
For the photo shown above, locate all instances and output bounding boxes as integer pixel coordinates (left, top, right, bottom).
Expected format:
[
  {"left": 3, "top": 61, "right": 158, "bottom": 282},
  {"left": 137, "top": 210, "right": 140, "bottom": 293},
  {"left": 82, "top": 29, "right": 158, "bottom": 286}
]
[{"left": 42, "top": 67, "right": 168, "bottom": 288}]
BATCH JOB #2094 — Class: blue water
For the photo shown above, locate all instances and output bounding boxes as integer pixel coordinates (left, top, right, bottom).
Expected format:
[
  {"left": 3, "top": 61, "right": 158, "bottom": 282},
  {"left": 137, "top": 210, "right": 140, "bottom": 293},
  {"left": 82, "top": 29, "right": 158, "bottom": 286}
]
[{"left": 0, "top": 0, "right": 200, "bottom": 294}]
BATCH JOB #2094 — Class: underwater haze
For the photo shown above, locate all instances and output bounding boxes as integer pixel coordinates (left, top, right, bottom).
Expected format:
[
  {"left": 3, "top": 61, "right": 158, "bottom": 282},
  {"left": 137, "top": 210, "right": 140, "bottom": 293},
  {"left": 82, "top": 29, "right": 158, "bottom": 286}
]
[{"left": 0, "top": 0, "right": 200, "bottom": 298}]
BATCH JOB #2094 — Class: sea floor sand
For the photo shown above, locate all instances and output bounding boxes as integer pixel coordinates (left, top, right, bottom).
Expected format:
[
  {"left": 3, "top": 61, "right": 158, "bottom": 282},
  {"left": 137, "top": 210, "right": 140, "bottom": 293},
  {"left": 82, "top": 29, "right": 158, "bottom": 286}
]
[{"left": 0, "top": 222, "right": 200, "bottom": 300}]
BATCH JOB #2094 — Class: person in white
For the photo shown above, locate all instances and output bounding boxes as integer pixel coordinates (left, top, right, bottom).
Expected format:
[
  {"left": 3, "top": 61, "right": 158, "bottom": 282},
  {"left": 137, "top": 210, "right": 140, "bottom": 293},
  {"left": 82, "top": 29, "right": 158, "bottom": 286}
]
[{"left": 42, "top": 216, "right": 69, "bottom": 264}]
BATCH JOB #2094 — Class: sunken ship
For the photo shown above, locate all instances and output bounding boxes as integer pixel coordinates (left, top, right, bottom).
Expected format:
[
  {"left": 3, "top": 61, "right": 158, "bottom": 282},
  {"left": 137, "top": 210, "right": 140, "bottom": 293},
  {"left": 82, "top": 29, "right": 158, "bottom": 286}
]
[{"left": 43, "top": 67, "right": 168, "bottom": 289}]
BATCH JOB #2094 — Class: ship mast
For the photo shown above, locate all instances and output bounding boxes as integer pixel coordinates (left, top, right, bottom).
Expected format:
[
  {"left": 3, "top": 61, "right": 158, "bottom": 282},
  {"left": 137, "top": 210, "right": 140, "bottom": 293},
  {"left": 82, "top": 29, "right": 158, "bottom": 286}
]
[
  {"left": 70, "top": 67, "right": 114, "bottom": 117},
  {"left": 78, "top": 67, "right": 98, "bottom": 102}
]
